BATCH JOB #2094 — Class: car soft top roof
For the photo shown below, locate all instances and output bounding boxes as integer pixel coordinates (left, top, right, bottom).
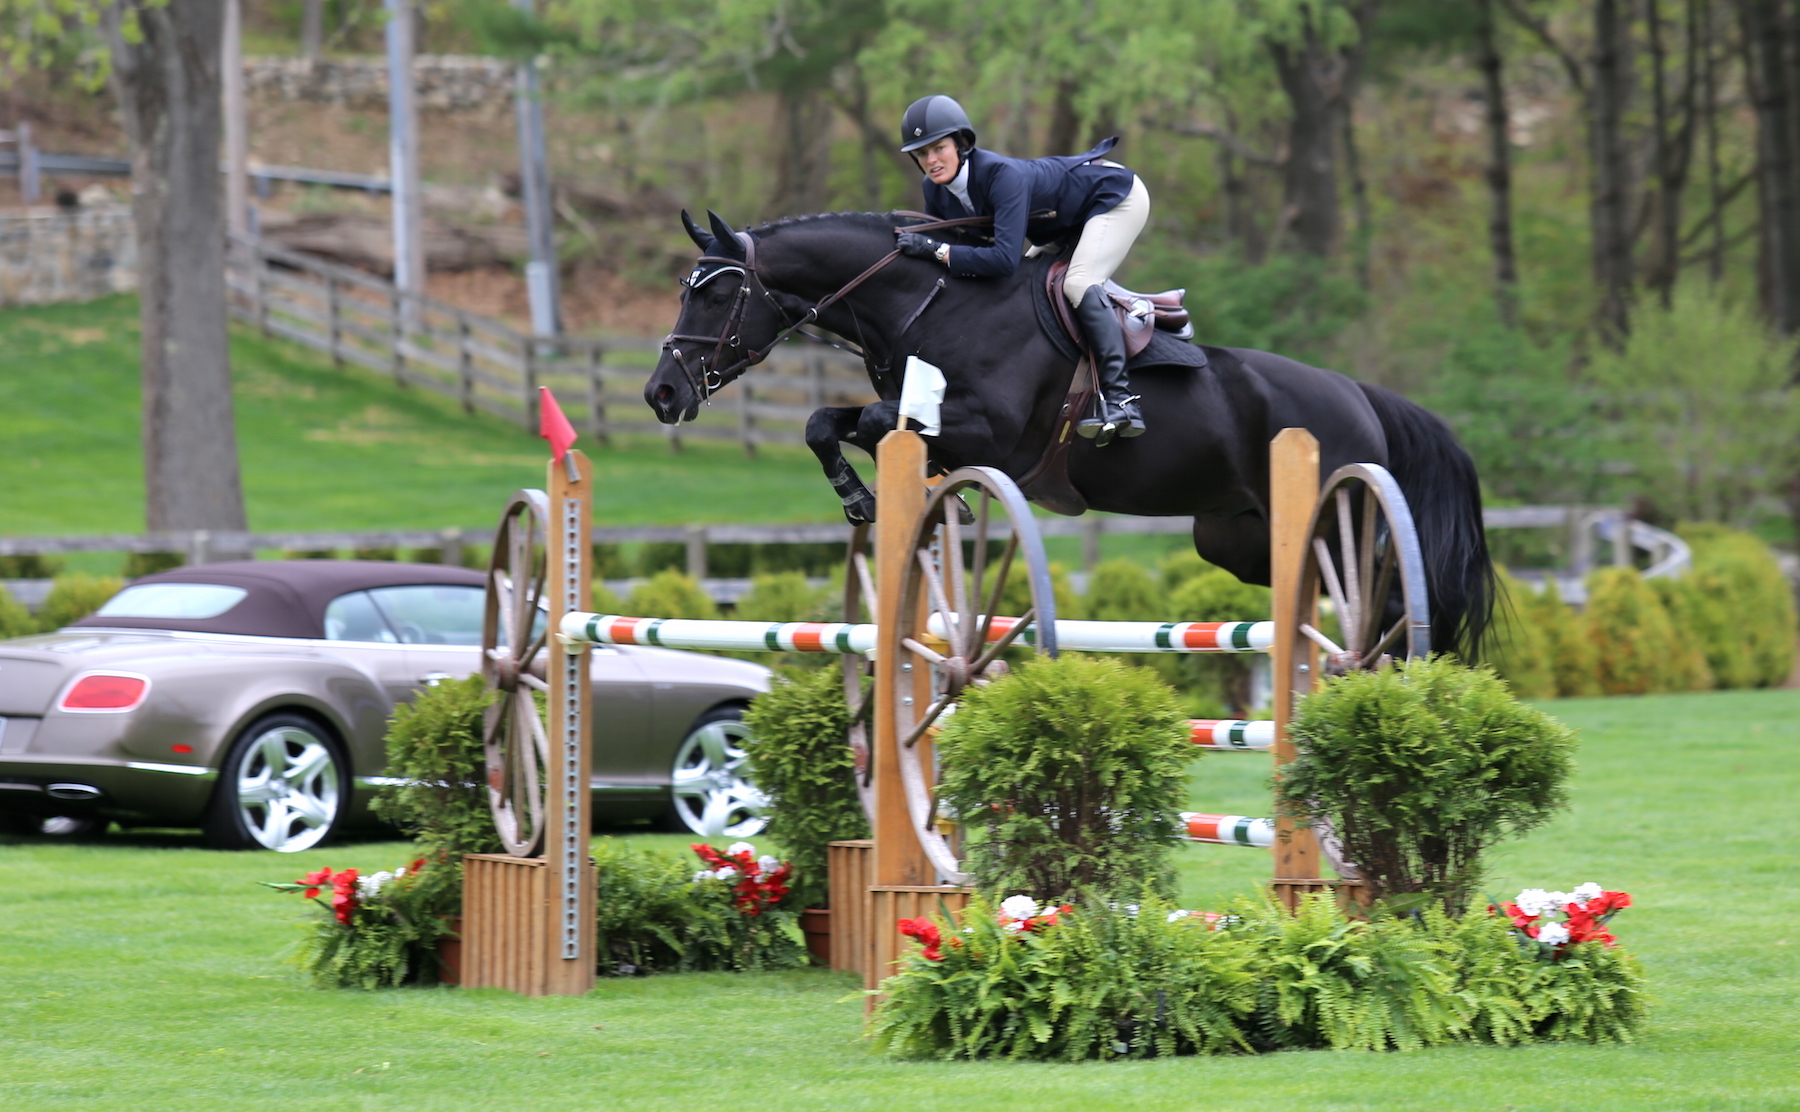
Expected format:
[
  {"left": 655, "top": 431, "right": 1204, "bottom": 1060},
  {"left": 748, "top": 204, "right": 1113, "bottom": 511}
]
[{"left": 69, "top": 560, "right": 488, "bottom": 639}]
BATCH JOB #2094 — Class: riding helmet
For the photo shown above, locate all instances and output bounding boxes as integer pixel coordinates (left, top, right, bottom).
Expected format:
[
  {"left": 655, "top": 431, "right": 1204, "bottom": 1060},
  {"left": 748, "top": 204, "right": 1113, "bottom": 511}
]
[{"left": 900, "top": 95, "right": 977, "bottom": 153}]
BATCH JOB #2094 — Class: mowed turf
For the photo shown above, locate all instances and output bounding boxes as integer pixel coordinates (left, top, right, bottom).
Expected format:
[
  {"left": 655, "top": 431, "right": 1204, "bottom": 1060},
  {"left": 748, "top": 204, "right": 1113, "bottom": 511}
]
[
  {"left": 2, "top": 689, "right": 1796, "bottom": 1111},
  {"left": 0, "top": 297, "right": 839, "bottom": 538}
]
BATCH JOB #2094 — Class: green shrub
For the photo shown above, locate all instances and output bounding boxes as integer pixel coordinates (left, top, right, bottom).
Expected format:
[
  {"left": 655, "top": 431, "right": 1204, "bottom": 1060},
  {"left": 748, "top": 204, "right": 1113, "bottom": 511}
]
[
  {"left": 372, "top": 675, "right": 504, "bottom": 860},
  {"left": 1084, "top": 558, "right": 1164, "bottom": 622},
  {"left": 635, "top": 541, "right": 687, "bottom": 576},
  {"left": 589, "top": 580, "right": 624, "bottom": 615},
  {"left": 1429, "top": 904, "right": 1649, "bottom": 1045},
  {"left": 36, "top": 573, "right": 122, "bottom": 630},
  {"left": 1649, "top": 577, "right": 1727, "bottom": 692},
  {"left": 740, "top": 666, "right": 868, "bottom": 910},
  {"left": 0, "top": 586, "right": 35, "bottom": 639},
  {"left": 1483, "top": 569, "right": 1557, "bottom": 699},
  {"left": 732, "top": 572, "right": 829, "bottom": 623},
  {"left": 1280, "top": 657, "right": 1575, "bottom": 914},
  {"left": 872, "top": 892, "right": 1644, "bottom": 1060},
  {"left": 591, "top": 543, "right": 630, "bottom": 579},
  {"left": 1164, "top": 568, "right": 1271, "bottom": 716},
  {"left": 1159, "top": 549, "right": 1216, "bottom": 591},
  {"left": 984, "top": 558, "right": 1082, "bottom": 622},
  {"left": 0, "top": 554, "right": 64, "bottom": 578},
  {"left": 593, "top": 839, "right": 806, "bottom": 974},
  {"left": 1530, "top": 579, "right": 1602, "bottom": 697},
  {"left": 937, "top": 655, "right": 1191, "bottom": 900},
  {"left": 120, "top": 551, "right": 183, "bottom": 578},
  {"left": 1678, "top": 524, "right": 1796, "bottom": 688},
  {"left": 626, "top": 569, "right": 717, "bottom": 619},
  {"left": 873, "top": 893, "right": 1260, "bottom": 1061},
  {"left": 1247, "top": 894, "right": 1466, "bottom": 1052},
  {"left": 1584, "top": 567, "right": 1706, "bottom": 694}
]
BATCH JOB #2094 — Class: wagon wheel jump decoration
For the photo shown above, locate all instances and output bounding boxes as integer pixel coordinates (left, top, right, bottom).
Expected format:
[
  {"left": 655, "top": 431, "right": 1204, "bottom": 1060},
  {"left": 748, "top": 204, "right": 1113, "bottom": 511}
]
[
  {"left": 482, "top": 488, "right": 553, "bottom": 857},
  {"left": 1291, "top": 463, "right": 1432, "bottom": 682},
  {"left": 890, "top": 468, "right": 1059, "bottom": 887}
]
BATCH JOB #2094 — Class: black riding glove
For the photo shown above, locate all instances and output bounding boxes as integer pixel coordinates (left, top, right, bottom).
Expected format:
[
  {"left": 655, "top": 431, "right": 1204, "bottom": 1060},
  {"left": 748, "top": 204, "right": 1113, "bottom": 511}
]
[{"left": 896, "top": 231, "right": 947, "bottom": 263}]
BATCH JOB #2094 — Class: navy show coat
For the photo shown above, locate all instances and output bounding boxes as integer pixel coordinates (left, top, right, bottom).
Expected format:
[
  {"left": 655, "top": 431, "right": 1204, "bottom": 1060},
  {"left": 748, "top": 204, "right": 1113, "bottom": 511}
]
[{"left": 921, "top": 137, "right": 1134, "bottom": 279}]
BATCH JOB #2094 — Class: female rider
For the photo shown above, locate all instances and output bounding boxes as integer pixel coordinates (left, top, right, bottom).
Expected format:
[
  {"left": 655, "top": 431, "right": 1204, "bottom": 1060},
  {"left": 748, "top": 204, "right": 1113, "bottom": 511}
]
[{"left": 894, "top": 94, "right": 1150, "bottom": 443}]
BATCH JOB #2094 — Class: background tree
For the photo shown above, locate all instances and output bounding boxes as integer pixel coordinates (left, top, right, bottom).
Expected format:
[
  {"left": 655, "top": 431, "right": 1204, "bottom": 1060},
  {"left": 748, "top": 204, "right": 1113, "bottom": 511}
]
[{"left": 4, "top": 0, "right": 246, "bottom": 538}]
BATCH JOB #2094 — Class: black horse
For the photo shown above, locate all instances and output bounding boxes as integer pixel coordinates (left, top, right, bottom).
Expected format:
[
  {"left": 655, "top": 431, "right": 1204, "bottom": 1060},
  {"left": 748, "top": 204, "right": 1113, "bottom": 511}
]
[{"left": 645, "top": 210, "right": 1494, "bottom": 658}]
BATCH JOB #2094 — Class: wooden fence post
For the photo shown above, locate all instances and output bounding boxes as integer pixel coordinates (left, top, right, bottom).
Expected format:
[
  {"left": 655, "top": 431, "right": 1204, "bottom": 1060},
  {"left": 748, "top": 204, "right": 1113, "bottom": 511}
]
[
  {"left": 457, "top": 316, "right": 474, "bottom": 414},
  {"left": 587, "top": 344, "right": 609, "bottom": 446},
  {"left": 1270, "top": 428, "right": 1322, "bottom": 911},
  {"left": 685, "top": 524, "right": 708, "bottom": 580},
  {"left": 521, "top": 335, "right": 538, "bottom": 433},
  {"left": 326, "top": 273, "right": 343, "bottom": 366},
  {"left": 389, "top": 288, "right": 406, "bottom": 387}
]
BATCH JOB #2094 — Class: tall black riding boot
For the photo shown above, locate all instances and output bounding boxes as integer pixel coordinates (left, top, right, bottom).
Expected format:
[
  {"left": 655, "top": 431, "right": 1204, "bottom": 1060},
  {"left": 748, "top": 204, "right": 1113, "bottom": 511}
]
[{"left": 1072, "top": 286, "right": 1145, "bottom": 445}]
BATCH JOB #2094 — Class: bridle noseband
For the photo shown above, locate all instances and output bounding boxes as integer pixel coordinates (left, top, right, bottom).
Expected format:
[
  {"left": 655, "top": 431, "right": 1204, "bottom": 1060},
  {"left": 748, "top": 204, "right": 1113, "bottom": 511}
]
[{"left": 660, "top": 215, "right": 994, "bottom": 407}]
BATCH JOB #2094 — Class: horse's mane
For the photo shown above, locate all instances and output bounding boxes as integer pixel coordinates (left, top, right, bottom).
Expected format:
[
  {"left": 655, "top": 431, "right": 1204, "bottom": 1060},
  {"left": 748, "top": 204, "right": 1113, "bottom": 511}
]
[{"left": 748, "top": 211, "right": 909, "bottom": 239}]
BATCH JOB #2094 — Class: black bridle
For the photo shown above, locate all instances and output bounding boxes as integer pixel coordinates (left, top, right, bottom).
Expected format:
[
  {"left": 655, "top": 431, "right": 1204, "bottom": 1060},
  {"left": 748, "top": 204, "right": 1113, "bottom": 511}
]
[{"left": 660, "top": 213, "right": 994, "bottom": 405}]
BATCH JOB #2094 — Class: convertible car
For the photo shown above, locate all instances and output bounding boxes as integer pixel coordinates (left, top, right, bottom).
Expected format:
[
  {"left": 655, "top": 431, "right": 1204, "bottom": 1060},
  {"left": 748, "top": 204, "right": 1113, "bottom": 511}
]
[{"left": 0, "top": 561, "right": 770, "bottom": 851}]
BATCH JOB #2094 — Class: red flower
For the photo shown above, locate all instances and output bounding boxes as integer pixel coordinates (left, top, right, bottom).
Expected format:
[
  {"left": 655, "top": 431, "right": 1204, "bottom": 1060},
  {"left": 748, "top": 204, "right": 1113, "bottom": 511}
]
[
  {"left": 1589, "top": 890, "right": 1632, "bottom": 915},
  {"left": 899, "top": 916, "right": 943, "bottom": 960},
  {"left": 1500, "top": 902, "right": 1537, "bottom": 931},
  {"left": 329, "top": 869, "right": 360, "bottom": 925}
]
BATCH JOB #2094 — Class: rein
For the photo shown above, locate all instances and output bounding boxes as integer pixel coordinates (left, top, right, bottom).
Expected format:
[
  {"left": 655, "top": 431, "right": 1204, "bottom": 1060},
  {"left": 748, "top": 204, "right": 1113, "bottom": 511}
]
[{"left": 662, "top": 214, "right": 995, "bottom": 403}]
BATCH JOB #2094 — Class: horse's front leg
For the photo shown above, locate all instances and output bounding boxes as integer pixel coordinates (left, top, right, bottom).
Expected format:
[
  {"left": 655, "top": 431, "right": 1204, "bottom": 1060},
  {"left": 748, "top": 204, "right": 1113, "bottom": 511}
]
[{"left": 806, "top": 405, "right": 882, "bottom": 524}]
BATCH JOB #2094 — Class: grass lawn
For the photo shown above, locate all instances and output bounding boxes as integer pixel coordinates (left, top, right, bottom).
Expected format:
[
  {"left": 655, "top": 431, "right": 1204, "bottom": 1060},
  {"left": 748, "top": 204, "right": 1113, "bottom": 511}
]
[
  {"left": 3, "top": 688, "right": 1796, "bottom": 1110},
  {"left": 0, "top": 297, "right": 838, "bottom": 540}
]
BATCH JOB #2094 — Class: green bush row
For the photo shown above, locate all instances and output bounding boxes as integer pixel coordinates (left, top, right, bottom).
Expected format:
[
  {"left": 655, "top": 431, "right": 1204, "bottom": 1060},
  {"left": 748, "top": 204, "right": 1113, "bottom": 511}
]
[
  {"left": 872, "top": 893, "right": 1648, "bottom": 1060},
  {"left": 1484, "top": 526, "right": 1795, "bottom": 698},
  {"left": 0, "top": 573, "right": 124, "bottom": 638}
]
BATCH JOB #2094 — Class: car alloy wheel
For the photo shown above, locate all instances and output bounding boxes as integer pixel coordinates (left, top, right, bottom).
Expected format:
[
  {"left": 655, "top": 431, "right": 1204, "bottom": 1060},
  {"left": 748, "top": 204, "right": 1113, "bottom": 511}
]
[
  {"left": 206, "top": 714, "right": 345, "bottom": 852},
  {"left": 669, "top": 708, "right": 767, "bottom": 838}
]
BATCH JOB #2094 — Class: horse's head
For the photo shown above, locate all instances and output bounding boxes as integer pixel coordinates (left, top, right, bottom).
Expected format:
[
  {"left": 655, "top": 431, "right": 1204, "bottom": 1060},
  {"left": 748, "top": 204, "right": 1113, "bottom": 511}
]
[{"left": 645, "top": 209, "right": 791, "bottom": 424}]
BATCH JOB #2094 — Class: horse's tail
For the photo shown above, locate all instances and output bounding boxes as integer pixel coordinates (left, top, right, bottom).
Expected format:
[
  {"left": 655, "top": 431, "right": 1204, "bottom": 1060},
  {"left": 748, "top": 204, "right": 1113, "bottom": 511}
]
[{"left": 1355, "top": 382, "right": 1496, "bottom": 661}]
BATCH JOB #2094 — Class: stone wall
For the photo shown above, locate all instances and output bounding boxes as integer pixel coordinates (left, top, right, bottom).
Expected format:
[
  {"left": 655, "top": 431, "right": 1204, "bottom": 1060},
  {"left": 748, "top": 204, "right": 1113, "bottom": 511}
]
[
  {"left": 0, "top": 205, "right": 136, "bottom": 305},
  {"left": 244, "top": 55, "right": 517, "bottom": 113}
]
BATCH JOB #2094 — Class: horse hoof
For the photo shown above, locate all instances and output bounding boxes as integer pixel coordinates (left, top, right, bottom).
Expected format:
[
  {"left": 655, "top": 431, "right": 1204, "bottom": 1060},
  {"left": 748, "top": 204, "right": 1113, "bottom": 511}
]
[{"left": 842, "top": 499, "right": 877, "bottom": 525}]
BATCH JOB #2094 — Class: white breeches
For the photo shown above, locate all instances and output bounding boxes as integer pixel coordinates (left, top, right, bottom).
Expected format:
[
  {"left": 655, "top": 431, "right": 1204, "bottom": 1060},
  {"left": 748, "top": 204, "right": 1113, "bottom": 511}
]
[{"left": 1063, "top": 174, "right": 1150, "bottom": 305}]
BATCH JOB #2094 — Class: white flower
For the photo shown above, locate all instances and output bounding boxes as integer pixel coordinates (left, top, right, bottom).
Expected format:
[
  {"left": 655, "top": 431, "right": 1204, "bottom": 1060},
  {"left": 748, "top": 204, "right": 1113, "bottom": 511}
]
[
  {"left": 1513, "top": 889, "right": 1556, "bottom": 917},
  {"left": 357, "top": 870, "right": 395, "bottom": 898},
  {"left": 693, "top": 870, "right": 714, "bottom": 884},
  {"left": 999, "top": 895, "right": 1041, "bottom": 921},
  {"left": 1536, "top": 921, "right": 1570, "bottom": 946},
  {"left": 1001, "top": 920, "right": 1026, "bottom": 933},
  {"left": 1545, "top": 891, "right": 1572, "bottom": 910},
  {"left": 758, "top": 855, "right": 782, "bottom": 874},
  {"left": 1167, "top": 910, "right": 1191, "bottom": 922},
  {"left": 713, "top": 865, "right": 738, "bottom": 880},
  {"left": 1570, "top": 882, "right": 1603, "bottom": 907},
  {"left": 727, "top": 841, "right": 756, "bottom": 856}
]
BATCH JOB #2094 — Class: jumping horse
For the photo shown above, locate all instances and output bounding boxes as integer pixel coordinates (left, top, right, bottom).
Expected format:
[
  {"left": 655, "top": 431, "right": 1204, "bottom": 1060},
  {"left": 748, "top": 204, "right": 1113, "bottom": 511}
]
[{"left": 644, "top": 209, "right": 1495, "bottom": 658}]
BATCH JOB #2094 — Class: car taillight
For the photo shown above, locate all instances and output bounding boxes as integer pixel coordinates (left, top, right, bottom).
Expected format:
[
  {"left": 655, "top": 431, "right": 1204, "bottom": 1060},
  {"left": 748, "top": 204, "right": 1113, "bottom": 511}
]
[{"left": 60, "top": 673, "right": 150, "bottom": 712}]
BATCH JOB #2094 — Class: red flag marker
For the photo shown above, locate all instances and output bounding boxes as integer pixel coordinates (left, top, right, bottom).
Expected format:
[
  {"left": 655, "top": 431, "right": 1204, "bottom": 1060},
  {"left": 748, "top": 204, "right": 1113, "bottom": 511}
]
[{"left": 539, "top": 386, "right": 578, "bottom": 461}]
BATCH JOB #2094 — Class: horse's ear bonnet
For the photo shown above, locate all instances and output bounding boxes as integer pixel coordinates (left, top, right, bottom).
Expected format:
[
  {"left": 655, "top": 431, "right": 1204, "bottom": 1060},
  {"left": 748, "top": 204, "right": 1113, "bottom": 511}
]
[
  {"left": 706, "top": 211, "right": 746, "bottom": 261},
  {"left": 681, "top": 209, "right": 713, "bottom": 252}
]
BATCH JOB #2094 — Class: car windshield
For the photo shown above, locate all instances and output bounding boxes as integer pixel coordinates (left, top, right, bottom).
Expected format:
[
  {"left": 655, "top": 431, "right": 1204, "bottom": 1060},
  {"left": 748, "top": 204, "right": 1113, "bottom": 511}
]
[
  {"left": 96, "top": 583, "right": 248, "bottom": 620},
  {"left": 367, "top": 585, "right": 487, "bottom": 645}
]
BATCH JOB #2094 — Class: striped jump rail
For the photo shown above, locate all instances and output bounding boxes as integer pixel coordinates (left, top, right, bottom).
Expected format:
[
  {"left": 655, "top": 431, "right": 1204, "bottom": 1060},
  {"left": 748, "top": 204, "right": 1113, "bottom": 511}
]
[
  {"left": 1182, "top": 812, "right": 1274, "bottom": 848},
  {"left": 1188, "top": 719, "right": 1275, "bottom": 751},
  {"left": 560, "top": 613, "right": 1275, "bottom": 655}
]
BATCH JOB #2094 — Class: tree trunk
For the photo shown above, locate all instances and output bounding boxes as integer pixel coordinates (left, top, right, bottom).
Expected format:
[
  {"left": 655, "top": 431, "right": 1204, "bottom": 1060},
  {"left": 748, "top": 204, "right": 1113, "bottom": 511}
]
[
  {"left": 1475, "top": 0, "right": 1520, "bottom": 326},
  {"left": 104, "top": 0, "right": 248, "bottom": 537},
  {"left": 770, "top": 88, "right": 834, "bottom": 216},
  {"left": 1045, "top": 78, "right": 1081, "bottom": 155},
  {"left": 1702, "top": 0, "right": 1727, "bottom": 283},
  {"left": 1645, "top": 0, "right": 1702, "bottom": 308},
  {"left": 1266, "top": 2, "right": 1375, "bottom": 259},
  {"left": 1589, "top": 0, "right": 1636, "bottom": 345},
  {"left": 1739, "top": 0, "right": 1800, "bottom": 334},
  {"left": 301, "top": 0, "right": 323, "bottom": 59}
]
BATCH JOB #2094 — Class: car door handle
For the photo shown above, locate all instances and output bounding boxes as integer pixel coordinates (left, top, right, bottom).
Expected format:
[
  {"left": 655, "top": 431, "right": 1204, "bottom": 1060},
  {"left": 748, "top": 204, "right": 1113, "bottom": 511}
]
[{"left": 419, "top": 672, "right": 455, "bottom": 687}]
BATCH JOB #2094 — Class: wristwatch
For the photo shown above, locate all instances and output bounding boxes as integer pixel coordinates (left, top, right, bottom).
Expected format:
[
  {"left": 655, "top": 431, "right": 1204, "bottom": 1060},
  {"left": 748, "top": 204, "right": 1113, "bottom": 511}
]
[{"left": 934, "top": 242, "right": 951, "bottom": 265}]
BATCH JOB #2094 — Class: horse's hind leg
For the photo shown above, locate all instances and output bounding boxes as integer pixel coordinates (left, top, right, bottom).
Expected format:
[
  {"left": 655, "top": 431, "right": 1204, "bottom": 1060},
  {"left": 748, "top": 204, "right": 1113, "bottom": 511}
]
[{"left": 806, "top": 406, "right": 879, "bottom": 524}]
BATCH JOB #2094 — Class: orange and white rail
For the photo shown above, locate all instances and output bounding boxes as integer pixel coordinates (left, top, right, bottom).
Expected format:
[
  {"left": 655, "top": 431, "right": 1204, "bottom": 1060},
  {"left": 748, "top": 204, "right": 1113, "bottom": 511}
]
[
  {"left": 560, "top": 612, "right": 1274, "bottom": 655},
  {"left": 1182, "top": 812, "right": 1275, "bottom": 847}
]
